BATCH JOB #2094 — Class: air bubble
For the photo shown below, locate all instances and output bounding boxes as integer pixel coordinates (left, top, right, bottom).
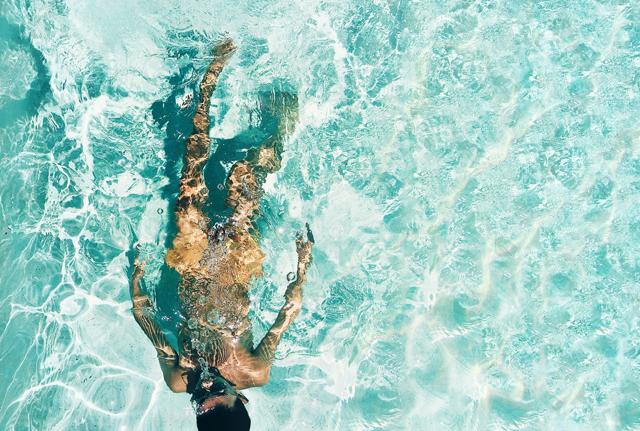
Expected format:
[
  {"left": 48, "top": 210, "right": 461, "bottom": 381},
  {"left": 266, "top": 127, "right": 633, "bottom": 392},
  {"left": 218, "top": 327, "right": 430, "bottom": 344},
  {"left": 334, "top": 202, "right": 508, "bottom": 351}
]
[
  {"left": 207, "top": 310, "right": 220, "bottom": 324},
  {"left": 287, "top": 272, "right": 296, "bottom": 282},
  {"left": 157, "top": 208, "right": 164, "bottom": 214}
]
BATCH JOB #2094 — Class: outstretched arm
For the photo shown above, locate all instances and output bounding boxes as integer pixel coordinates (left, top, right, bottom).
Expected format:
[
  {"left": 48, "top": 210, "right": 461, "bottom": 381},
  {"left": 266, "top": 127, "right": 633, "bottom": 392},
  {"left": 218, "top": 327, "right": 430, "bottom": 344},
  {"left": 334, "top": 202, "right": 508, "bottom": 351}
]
[
  {"left": 253, "top": 225, "right": 314, "bottom": 368},
  {"left": 130, "top": 257, "right": 176, "bottom": 359},
  {"left": 130, "top": 255, "right": 186, "bottom": 392}
]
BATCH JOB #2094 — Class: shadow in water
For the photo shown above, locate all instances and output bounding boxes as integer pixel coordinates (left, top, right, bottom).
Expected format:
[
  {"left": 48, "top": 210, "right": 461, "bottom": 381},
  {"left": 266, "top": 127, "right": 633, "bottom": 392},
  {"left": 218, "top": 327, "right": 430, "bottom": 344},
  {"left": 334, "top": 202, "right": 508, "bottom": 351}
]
[{"left": 0, "top": 15, "right": 51, "bottom": 128}]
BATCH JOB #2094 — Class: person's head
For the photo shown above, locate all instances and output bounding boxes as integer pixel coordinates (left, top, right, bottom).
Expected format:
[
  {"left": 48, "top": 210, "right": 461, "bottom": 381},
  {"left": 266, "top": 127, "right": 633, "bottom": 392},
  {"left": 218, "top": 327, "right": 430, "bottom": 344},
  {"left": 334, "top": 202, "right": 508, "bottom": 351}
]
[
  {"left": 187, "top": 367, "right": 251, "bottom": 431},
  {"left": 196, "top": 396, "right": 250, "bottom": 430}
]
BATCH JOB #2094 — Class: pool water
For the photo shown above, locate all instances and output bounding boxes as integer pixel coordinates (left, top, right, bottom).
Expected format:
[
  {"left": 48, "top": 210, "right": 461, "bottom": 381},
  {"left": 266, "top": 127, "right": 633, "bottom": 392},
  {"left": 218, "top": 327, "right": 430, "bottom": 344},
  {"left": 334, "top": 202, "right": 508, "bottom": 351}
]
[{"left": 1, "top": 0, "right": 640, "bottom": 429}]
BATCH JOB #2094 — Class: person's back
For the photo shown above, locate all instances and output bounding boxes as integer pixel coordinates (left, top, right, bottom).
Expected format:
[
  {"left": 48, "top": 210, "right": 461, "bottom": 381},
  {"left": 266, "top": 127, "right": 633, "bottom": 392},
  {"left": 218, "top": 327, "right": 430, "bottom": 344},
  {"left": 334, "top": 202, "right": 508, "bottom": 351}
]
[{"left": 128, "top": 38, "right": 313, "bottom": 430}]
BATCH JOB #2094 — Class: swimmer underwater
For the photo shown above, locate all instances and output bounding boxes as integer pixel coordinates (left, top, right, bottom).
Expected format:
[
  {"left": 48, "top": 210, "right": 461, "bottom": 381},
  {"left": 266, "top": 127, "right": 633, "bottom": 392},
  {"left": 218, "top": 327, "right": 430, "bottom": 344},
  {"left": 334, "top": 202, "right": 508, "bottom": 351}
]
[{"left": 128, "top": 38, "right": 314, "bottom": 430}]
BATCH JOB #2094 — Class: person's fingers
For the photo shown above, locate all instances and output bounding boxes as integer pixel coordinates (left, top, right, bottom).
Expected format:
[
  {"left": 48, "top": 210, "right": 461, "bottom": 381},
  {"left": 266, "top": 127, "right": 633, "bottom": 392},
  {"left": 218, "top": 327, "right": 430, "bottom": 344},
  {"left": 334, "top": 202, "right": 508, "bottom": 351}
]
[
  {"left": 305, "top": 223, "right": 314, "bottom": 243},
  {"left": 133, "top": 259, "right": 146, "bottom": 275}
]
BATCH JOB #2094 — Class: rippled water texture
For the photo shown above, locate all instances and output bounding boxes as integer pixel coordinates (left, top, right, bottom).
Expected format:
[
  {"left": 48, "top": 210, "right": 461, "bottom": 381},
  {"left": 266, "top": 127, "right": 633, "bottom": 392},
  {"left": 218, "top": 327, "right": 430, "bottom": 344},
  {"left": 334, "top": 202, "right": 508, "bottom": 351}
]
[{"left": 2, "top": 0, "right": 640, "bottom": 429}]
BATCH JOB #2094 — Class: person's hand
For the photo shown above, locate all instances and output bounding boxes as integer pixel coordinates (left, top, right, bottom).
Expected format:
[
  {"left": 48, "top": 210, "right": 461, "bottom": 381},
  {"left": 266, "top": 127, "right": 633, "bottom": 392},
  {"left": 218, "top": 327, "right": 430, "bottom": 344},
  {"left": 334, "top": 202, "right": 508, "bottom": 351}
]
[
  {"left": 133, "top": 255, "right": 145, "bottom": 276},
  {"left": 285, "top": 224, "right": 314, "bottom": 305},
  {"left": 295, "top": 223, "right": 314, "bottom": 275},
  {"left": 130, "top": 244, "right": 146, "bottom": 299}
]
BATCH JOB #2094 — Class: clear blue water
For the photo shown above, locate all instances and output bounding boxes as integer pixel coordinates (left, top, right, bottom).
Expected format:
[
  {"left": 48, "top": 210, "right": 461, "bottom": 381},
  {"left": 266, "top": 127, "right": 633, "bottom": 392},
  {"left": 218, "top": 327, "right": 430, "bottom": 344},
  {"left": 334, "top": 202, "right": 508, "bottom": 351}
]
[{"left": 1, "top": 0, "right": 640, "bottom": 430}]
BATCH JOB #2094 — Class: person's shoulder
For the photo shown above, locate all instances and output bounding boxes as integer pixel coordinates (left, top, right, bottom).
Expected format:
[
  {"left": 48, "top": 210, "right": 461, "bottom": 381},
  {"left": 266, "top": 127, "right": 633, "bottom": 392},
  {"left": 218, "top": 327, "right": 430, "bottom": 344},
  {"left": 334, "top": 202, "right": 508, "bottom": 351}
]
[
  {"left": 221, "top": 352, "right": 271, "bottom": 389},
  {"left": 159, "top": 357, "right": 188, "bottom": 393},
  {"left": 249, "top": 363, "right": 270, "bottom": 387}
]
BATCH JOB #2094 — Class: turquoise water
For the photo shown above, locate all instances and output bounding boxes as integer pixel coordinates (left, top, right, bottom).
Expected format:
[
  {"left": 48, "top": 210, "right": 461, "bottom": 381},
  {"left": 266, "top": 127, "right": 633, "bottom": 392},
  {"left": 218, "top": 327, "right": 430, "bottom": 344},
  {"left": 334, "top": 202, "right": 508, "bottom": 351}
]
[{"left": 1, "top": 0, "right": 640, "bottom": 429}]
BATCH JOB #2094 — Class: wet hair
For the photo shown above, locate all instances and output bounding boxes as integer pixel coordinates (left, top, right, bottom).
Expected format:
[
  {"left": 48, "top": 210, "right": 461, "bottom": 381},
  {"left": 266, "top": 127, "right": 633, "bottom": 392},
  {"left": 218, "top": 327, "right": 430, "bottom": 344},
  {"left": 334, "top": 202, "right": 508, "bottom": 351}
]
[
  {"left": 185, "top": 367, "right": 206, "bottom": 398},
  {"left": 185, "top": 367, "right": 251, "bottom": 430},
  {"left": 196, "top": 398, "right": 251, "bottom": 431}
]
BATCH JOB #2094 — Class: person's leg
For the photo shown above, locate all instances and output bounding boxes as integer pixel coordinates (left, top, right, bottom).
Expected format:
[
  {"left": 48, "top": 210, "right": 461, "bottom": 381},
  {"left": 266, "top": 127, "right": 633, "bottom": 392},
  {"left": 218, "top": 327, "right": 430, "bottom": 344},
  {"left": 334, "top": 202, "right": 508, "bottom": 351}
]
[
  {"left": 177, "top": 39, "right": 236, "bottom": 211},
  {"left": 225, "top": 91, "right": 298, "bottom": 231},
  {"left": 166, "top": 39, "right": 236, "bottom": 275}
]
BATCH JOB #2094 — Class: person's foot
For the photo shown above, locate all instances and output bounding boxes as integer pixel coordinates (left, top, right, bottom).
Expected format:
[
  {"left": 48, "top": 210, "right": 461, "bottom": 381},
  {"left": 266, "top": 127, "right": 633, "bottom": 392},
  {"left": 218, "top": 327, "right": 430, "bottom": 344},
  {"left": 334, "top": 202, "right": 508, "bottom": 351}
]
[{"left": 213, "top": 37, "right": 236, "bottom": 59}]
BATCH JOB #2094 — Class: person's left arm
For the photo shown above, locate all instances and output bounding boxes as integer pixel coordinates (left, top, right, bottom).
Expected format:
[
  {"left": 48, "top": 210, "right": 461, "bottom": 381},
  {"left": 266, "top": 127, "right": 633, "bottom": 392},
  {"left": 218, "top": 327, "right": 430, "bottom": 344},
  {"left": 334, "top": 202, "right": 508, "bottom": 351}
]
[{"left": 251, "top": 226, "right": 314, "bottom": 383}]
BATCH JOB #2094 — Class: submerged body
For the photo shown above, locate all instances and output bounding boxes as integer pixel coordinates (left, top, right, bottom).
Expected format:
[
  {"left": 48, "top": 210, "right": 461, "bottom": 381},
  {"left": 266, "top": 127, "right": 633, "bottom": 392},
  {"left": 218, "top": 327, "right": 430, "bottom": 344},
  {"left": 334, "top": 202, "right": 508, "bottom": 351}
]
[{"left": 129, "top": 39, "right": 313, "bottom": 403}]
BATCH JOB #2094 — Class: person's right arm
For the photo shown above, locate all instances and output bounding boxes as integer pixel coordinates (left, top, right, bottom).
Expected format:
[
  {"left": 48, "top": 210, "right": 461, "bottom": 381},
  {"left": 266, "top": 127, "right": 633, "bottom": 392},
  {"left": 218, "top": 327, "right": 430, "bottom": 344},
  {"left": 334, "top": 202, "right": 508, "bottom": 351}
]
[{"left": 130, "top": 257, "right": 186, "bottom": 392}]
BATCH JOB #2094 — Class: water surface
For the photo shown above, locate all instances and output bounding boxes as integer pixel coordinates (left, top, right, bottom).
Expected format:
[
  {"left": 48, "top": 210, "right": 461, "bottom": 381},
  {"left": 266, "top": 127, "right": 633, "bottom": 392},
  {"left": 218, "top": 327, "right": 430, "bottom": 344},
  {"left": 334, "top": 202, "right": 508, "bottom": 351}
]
[{"left": 1, "top": 0, "right": 640, "bottom": 429}]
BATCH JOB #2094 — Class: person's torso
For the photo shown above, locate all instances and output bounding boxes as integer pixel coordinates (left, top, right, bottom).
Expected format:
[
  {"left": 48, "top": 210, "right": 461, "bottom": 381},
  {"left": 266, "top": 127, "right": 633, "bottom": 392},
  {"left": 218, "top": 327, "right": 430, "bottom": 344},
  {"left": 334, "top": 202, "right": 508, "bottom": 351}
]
[{"left": 176, "top": 224, "right": 264, "bottom": 367}]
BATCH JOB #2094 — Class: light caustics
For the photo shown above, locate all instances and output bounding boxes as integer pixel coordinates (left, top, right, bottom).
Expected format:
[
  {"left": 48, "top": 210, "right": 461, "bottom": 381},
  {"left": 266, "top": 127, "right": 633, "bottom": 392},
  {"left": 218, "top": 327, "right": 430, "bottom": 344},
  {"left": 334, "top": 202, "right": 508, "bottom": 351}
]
[{"left": 1, "top": 0, "right": 640, "bottom": 430}]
